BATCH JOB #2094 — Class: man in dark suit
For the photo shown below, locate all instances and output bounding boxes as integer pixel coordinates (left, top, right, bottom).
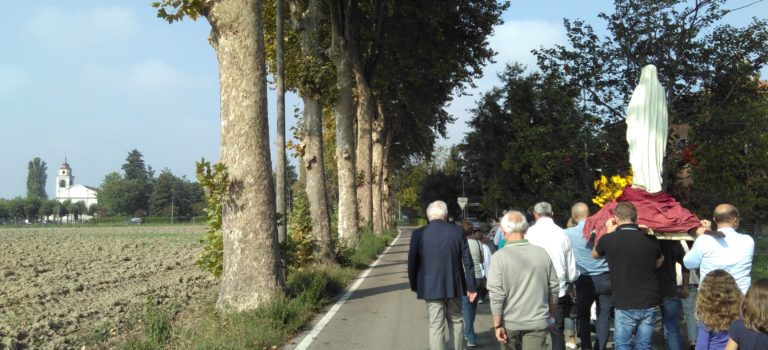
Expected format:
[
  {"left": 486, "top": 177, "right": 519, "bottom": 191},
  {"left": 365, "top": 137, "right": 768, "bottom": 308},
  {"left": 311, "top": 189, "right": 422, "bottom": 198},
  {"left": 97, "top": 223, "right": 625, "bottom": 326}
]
[{"left": 408, "top": 200, "right": 477, "bottom": 350}]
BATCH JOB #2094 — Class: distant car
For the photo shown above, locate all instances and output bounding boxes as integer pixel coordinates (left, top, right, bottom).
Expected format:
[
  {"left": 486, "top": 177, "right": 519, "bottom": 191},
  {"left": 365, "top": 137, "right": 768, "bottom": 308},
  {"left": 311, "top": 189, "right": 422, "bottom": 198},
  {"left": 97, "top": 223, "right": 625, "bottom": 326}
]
[{"left": 125, "top": 217, "right": 144, "bottom": 225}]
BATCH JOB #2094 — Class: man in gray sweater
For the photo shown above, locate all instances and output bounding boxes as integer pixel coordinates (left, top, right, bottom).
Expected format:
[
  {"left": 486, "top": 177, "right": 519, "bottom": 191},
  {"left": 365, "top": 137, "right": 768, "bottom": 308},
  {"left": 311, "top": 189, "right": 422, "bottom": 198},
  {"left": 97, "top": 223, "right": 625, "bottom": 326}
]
[{"left": 487, "top": 210, "right": 559, "bottom": 350}]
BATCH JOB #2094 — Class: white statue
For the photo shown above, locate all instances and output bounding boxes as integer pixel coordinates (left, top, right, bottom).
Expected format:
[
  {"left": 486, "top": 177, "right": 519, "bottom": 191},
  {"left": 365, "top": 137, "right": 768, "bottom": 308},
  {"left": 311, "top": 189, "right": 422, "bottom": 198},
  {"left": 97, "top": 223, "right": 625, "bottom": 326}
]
[{"left": 626, "top": 64, "right": 668, "bottom": 193}]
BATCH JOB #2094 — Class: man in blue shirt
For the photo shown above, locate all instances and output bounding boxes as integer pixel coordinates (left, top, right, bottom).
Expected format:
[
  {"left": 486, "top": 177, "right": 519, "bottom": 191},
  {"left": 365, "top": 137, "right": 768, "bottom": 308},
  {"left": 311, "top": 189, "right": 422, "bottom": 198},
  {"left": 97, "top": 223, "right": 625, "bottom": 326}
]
[
  {"left": 565, "top": 202, "right": 612, "bottom": 350},
  {"left": 683, "top": 204, "right": 754, "bottom": 294}
]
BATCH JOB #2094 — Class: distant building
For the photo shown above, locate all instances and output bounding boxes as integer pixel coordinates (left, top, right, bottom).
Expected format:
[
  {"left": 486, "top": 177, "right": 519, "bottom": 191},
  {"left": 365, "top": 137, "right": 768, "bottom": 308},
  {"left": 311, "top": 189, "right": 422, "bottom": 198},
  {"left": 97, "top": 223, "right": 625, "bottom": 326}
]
[{"left": 55, "top": 159, "right": 98, "bottom": 208}]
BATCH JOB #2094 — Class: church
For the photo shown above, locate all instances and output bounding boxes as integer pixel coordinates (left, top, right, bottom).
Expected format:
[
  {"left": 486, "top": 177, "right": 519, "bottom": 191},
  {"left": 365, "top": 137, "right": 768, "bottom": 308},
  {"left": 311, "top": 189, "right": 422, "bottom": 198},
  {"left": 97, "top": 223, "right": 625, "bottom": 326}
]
[{"left": 55, "top": 159, "right": 98, "bottom": 208}]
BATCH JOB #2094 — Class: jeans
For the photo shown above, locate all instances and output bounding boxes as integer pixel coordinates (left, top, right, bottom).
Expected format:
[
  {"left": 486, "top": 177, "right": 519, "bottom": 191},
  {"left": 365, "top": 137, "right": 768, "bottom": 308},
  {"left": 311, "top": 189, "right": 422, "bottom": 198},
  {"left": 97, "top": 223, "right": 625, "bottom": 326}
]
[
  {"left": 575, "top": 273, "right": 613, "bottom": 350},
  {"left": 426, "top": 298, "right": 464, "bottom": 350},
  {"left": 680, "top": 286, "right": 698, "bottom": 345},
  {"left": 462, "top": 294, "right": 479, "bottom": 343},
  {"left": 551, "top": 295, "right": 573, "bottom": 350},
  {"left": 614, "top": 306, "right": 659, "bottom": 350},
  {"left": 661, "top": 297, "right": 682, "bottom": 350}
]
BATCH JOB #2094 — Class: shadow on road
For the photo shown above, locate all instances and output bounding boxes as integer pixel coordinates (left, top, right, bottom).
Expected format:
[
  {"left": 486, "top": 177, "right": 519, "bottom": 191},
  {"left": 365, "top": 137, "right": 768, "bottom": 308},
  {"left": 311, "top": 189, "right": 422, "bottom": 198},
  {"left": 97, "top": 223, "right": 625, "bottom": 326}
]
[{"left": 347, "top": 282, "right": 411, "bottom": 301}]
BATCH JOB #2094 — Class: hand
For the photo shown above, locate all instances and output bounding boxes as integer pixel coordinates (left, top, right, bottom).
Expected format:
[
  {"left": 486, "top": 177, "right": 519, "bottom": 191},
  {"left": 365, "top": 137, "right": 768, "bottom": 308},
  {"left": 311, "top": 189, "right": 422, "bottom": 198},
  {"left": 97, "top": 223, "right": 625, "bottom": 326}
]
[
  {"left": 696, "top": 219, "right": 712, "bottom": 236},
  {"left": 638, "top": 224, "right": 651, "bottom": 234},
  {"left": 679, "top": 286, "right": 689, "bottom": 299},
  {"left": 495, "top": 327, "right": 508, "bottom": 343},
  {"left": 566, "top": 284, "right": 575, "bottom": 303},
  {"left": 605, "top": 218, "right": 618, "bottom": 233},
  {"left": 467, "top": 291, "right": 477, "bottom": 303}
]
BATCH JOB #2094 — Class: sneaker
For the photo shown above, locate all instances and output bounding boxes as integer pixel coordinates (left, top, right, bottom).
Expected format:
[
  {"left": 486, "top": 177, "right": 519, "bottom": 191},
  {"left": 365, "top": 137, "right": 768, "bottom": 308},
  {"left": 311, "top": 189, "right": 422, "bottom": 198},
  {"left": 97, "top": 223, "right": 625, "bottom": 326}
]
[
  {"left": 477, "top": 298, "right": 484, "bottom": 304},
  {"left": 467, "top": 340, "right": 478, "bottom": 347},
  {"left": 566, "top": 341, "right": 577, "bottom": 349}
]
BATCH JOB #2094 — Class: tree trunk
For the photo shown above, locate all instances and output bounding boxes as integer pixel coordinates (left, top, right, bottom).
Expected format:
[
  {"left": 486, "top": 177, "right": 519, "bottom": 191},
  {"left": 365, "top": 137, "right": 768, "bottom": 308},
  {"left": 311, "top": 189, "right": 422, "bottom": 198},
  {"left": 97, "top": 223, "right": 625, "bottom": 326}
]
[
  {"left": 208, "top": 0, "right": 284, "bottom": 311},
  {"left": 381, "top": 126, "right": 393, "bottom": 230},
  {"left": 295, "top": 0, "right": 336, "bottom": 264},
  {"left": 329, "top": 0, "right": 359, "bottom": 245},
  {"left": 275, "top": 0, "right": 287, "bottom": 244},
  {"left": 354, "top": 66, "right": 374, "bottom": 230},
  {"left": 303, "top": 97, "right": 336, "bottom": 263},
  {"left": 371, "top": 113, "right": 384, "bottom": 235}
]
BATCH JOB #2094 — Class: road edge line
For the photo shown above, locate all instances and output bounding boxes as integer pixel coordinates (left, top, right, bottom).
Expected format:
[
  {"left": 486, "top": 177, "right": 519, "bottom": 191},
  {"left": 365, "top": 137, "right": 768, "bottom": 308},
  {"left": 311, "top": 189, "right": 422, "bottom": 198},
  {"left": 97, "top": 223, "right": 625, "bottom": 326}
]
[{"left": 293, "top": 228, "right": 404, "bottom": 350}]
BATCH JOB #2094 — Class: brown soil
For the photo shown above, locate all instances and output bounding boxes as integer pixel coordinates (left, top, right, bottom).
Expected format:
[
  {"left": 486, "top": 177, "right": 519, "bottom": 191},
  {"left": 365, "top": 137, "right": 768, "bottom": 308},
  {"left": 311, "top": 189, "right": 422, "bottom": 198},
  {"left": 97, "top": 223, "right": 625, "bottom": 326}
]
[{"left": 0, "top": 225, "right": 217, "bottom": 350}]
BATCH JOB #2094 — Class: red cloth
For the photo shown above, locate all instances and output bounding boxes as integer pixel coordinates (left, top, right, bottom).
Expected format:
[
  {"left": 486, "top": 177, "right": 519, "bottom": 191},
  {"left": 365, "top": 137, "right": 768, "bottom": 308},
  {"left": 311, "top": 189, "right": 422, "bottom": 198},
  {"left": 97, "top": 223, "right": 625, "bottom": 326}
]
[{"left": 583, "top": 186, "right": 701, "bottom": 243}]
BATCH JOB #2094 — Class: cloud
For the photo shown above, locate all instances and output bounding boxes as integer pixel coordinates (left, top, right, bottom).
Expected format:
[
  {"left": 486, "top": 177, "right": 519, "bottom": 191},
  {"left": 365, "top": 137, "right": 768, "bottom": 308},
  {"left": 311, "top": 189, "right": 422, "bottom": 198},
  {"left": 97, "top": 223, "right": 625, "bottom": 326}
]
[
  {"left": 81, "top": 59, "right": 207, "bottom": 94},
  {"left": 128, "top": 60, "right": 207, "bottom": 91},
  {"left": 480, "top": 19, "right": 566, "bottom": 84},
  {"left": 25, "top": 6, "right": 139, "bottom": 49},
  {"left": 442, "top": 19, "right": 566, "bottom": 145},
  {"left": 0, "top": 66, "right": 30, "bottom": 97}
]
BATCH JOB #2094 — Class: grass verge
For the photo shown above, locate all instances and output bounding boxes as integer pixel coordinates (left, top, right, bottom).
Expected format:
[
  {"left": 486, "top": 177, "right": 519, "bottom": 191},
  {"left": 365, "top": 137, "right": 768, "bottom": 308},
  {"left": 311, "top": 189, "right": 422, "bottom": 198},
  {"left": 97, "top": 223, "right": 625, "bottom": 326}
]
[{"left": 110, "top": 228, "right": 398, "bottom": 350}]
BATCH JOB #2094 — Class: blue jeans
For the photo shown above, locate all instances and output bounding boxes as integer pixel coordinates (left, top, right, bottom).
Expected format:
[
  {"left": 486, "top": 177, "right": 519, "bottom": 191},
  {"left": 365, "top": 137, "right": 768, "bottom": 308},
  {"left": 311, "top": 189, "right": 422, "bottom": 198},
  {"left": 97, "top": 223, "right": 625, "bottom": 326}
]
[
  {"left": 575, "top": 273, "right": 613, "bottom": 350},
  {"left": 680, "top": 286, "right": 698, "bottom": 345},
  {"left": 661, "top": 297, "right": 682, "bottom": 350},
  {"left": 614, "top": 306, "right": 659, "bottom": 350},
  {"left": 462, "top": 295, "right": 479, "bottom": 343}
]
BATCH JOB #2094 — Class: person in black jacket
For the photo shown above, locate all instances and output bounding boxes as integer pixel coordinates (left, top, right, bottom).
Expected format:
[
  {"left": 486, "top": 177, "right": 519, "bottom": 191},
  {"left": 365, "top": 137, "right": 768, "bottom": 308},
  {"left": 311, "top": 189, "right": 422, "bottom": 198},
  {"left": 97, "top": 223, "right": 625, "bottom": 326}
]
[{"left": 408, "top": 200, "right": 477, "bottom": 350}]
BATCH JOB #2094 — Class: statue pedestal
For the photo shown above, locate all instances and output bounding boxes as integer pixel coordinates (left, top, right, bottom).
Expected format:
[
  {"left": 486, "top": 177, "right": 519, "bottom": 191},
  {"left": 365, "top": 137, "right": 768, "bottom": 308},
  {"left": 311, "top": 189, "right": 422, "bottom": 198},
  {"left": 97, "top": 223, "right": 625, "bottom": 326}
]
[{"left": 584, "top": 186, "right": 700, "bottom": 243}]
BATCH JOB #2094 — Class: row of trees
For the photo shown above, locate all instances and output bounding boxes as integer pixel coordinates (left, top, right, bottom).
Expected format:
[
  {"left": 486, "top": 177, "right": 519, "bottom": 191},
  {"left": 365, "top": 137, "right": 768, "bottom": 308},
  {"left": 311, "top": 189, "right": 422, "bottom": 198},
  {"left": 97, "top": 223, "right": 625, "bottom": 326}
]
[
  {"left": 0, "top": 157, "right": 88, "bottom": 223},
  {"left": 152, "top": 0, "right": 507, "bottom": 310},
  {"left": 97, "top": 149, "right": 204, "bottom": 218},
  {"left": 451, "top": 0, "right": 768, "bottom": 229},
  {"left": 0, "top": 197, "right": 92, "bottom": 223}
]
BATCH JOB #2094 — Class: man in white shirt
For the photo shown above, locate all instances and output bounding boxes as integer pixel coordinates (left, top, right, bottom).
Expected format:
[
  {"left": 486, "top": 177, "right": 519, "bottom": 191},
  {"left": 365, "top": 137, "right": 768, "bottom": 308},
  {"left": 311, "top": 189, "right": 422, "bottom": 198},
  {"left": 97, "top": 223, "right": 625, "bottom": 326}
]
[
  {"left": 683, "top": 204, "right": 754, "bottom": 294},
  {"left": 526, "top": 202, "right": 579, "bottom": 350}
]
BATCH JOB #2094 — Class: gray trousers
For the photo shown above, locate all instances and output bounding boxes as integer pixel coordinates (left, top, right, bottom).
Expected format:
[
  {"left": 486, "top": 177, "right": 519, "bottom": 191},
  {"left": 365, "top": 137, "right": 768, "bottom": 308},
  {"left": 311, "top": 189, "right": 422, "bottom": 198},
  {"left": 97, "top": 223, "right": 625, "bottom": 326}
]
[
  {"left": 425, "top": 298, "right": 464, "bottom": 350},
  {"left": 501, "top": 329, "right": 549, "bottom": 350}
]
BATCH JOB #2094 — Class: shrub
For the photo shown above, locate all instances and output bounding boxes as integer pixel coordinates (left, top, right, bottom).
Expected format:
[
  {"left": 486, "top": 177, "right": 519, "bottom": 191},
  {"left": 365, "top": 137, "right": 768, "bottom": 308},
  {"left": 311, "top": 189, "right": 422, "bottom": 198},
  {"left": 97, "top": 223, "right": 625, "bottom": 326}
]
[
  {"left": 285, "top": 186, "right": 314, "bottom": 271},
  {"left": 194, "top": 160, "right": 228, "bottom": 278}
]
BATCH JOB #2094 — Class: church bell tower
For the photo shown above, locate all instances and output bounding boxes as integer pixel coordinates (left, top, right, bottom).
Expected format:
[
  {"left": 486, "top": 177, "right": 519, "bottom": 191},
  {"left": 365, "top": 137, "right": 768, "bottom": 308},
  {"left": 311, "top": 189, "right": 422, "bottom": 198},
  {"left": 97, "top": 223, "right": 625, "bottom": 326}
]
[{"left": 55, "top": 158, "right": 74, "bottom": 199}]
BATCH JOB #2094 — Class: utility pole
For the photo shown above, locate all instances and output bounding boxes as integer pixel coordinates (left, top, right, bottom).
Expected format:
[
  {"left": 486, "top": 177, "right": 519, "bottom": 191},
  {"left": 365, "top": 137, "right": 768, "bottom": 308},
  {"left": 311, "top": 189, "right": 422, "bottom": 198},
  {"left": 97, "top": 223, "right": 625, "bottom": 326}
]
[{"left": 171, "top": 189, "right": 175, "bottom": 224}]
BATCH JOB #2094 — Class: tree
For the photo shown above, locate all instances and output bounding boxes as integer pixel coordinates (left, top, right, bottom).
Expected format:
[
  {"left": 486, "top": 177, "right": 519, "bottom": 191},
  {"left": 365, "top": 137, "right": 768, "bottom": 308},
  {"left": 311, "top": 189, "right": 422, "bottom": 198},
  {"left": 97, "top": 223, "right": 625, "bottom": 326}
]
[
  {"left": 41, "top": 199, "right": 57, "bottom": 221},
  {"left": 460, "top": 64, "right": 599, "bottom": 217},
  {"left": 27, "top": 157, "right": 48, "bottom": 200},
  {"left": 123, "top": 149, "right": 151, "bottom": 182},
  {"left": 275, "top": 0, "right": 288, "bottom": 244},
  {"left": 97, "top": 172, "right": 146, "bottom": 216},
  {"left": 121, "top": 149, "right": 153, "bottom": 213},
  {"left": 288, "top": 0, "right": 337, "bottom": 264},
  {"left": 328, "top": 0, "right": 359, "bottom": 244},
  {"left": 154, "top": 0, "right": 284, "bottom": 310},
  {"left": 533, "top": 0, "right": 768, "bottom": 200},
  {"left": 688, "top": 78, "right": 768, "bottom": 230},
  {"left": 372, "top": 0, "right": 508, "bottom": 231},
  {"left": 24, "top": 197, "right": 42, "bottom": 222},
  {"left": 0, "top": 199, "right": 8, "bottom": 222},
  {"left": 72, "top": 201, "right": 87, "bottom": 222},
  {"left": 8, "top": 197, "right": 26, "bottom": 223},
  {"left": 149, "top": 169, "right": 203, "bottom": 218}
]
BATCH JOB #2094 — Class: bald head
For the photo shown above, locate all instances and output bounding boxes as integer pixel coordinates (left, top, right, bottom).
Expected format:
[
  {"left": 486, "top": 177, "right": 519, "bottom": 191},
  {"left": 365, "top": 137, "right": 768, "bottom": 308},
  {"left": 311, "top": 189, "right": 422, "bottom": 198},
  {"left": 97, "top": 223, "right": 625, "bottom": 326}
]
[
  {"left": 501, "top": 210, "right": 528, "bottom": 239},
  {"left": 571, "top": 202, "right": 589, "bottom": 221},
  {"left": 713, "top": 204, "right": 739, "bottom": 228}
]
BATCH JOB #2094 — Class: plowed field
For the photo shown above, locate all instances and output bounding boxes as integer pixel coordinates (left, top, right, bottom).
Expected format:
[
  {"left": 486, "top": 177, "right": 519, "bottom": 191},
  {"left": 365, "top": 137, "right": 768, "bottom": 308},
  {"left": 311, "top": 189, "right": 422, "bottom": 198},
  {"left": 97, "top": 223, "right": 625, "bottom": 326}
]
[{"left": 0, "top": 225, "right": 216, "bottom": 349}]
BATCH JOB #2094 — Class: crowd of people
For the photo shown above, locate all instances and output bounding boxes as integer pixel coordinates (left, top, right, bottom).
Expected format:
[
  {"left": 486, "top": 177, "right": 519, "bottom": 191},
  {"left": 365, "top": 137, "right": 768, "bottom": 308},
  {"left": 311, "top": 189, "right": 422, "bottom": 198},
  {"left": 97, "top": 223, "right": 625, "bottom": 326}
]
[{"left": 408, "top": 200, "right": 766, "bottom": 350}]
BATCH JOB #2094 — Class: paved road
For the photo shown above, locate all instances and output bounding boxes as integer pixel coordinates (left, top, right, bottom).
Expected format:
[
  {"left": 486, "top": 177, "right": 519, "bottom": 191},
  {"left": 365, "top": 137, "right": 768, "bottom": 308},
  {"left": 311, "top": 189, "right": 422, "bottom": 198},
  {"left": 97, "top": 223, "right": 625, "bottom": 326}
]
[{"left": 285, "top": 227, "right": 501, "bottom": 350}]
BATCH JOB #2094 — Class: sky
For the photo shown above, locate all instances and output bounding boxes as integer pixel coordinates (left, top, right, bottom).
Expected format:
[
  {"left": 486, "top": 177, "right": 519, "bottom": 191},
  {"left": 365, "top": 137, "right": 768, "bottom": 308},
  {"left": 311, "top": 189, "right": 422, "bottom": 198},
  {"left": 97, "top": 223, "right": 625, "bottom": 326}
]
[{"left": 0, "top": 1, "right": 765, "bottom": 199}]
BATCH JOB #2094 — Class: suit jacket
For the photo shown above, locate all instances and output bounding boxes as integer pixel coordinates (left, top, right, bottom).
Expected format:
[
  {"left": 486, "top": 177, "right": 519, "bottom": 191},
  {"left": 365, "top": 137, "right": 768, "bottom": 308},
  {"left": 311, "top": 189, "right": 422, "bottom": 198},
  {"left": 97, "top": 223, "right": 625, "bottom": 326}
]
[{"left": 408, "top": 220, "right": 477, "bottom": 300}]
